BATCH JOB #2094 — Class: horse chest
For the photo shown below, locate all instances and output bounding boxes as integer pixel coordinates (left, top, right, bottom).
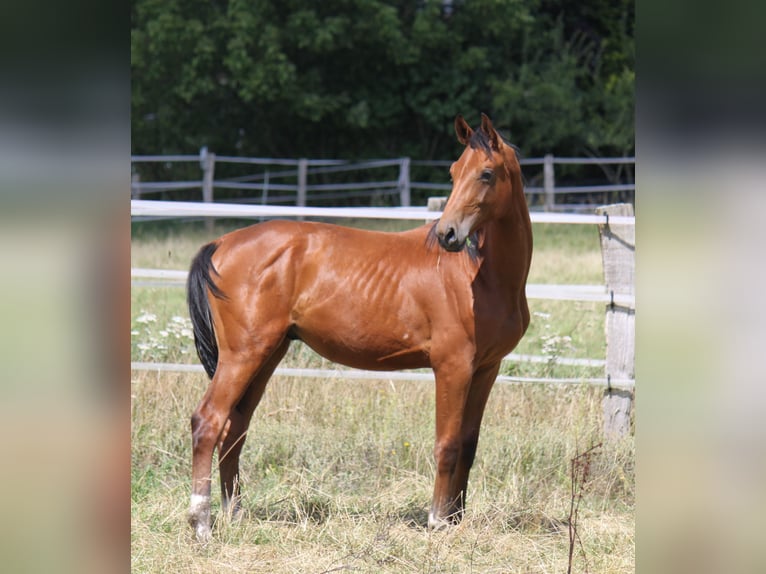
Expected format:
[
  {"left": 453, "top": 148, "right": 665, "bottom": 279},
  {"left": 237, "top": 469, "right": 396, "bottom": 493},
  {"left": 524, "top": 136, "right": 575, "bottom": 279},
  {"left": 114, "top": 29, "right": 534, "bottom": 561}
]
[{"left": 472, "top": 296, "right": 526, "bottom": 362}]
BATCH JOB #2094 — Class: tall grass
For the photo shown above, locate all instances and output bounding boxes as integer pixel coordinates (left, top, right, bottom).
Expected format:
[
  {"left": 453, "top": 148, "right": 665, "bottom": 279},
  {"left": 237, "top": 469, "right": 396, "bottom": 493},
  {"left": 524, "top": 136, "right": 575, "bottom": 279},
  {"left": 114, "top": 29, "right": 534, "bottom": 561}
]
[{"left": 131, "top": 219, "right": 633, "bottom": 572}]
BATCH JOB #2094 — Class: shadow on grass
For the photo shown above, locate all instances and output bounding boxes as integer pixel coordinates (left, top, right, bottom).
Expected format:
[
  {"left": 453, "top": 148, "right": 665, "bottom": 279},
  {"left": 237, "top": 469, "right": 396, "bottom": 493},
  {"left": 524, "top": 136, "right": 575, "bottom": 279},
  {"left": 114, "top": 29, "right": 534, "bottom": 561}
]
[
  {"left": 393, "top": 501, "right": 429, "bottom": 531},
  {"left": 215, "top": 496, "right": 432, "bottom": 532},
  {"left": 246, "top": 494, "right": 335, "bottom": 525},
  {"left": 505, "top": 507, "right": 568, "bottom": 535}
]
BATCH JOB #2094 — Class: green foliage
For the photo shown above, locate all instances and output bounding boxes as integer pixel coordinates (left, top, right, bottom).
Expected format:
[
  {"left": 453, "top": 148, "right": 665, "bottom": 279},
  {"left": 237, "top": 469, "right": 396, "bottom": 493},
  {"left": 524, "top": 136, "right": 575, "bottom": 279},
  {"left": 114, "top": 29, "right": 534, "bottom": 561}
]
[{"left": 132, "top": 0, "right": 634, "bottom": 160}]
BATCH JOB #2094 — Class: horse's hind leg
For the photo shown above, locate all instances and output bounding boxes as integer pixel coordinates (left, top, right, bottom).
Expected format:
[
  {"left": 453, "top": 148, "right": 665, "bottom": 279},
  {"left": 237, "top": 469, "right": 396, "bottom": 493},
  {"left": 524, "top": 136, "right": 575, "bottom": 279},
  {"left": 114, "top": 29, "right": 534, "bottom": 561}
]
[
  {"left": 217, "top": 339, "right": 290, "bottom": 519},
  {"left": 188, "top": 337, "right": 286, "bottom": 542}
]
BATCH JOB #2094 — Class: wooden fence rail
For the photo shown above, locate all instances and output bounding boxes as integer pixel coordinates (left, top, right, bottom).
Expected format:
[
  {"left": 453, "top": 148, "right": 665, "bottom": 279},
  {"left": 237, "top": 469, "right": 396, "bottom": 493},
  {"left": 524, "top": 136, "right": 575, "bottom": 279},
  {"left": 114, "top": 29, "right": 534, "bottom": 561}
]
[{"left": 131, "top": 151, "right": 635, "bottom": 211}]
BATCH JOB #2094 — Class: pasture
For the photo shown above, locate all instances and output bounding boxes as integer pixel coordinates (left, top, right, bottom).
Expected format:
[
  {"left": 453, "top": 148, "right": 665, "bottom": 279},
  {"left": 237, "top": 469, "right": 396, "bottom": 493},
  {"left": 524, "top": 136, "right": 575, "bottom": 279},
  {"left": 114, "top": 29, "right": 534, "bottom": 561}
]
[{"left": 131, "top": 218, "right": 634, "bottom": 573}]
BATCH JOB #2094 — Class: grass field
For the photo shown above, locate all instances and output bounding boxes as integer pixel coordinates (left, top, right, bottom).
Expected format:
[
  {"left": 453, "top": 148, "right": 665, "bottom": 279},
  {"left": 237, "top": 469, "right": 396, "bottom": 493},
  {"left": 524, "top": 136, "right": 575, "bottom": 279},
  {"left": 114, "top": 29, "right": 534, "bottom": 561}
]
[{"left": 131, "top": 218, "right": 634, "bottom": 573}]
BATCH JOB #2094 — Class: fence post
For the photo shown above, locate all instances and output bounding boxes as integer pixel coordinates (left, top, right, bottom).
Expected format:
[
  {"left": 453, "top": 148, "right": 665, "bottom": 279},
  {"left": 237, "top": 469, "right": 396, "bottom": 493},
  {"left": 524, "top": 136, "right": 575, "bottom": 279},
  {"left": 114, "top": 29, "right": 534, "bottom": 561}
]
[
  {"left": 596, "top": 203, "right": 635, "bottom": 438},
  {"left": 543, "top": 154, "right": 555, "bottom": 211},
  {"left": 297, "top": 158, "right": 308, "bottom": 208},
  {"left": 200, "top": 147, "right": 216, "bottom": 204},
  {"left": 131, "top": 172, "right": 141, "bottom": 199},
  {"left": 200, "top": 147, "right": 216, "bottom": 232},
  {"left": 398, "top": 157, "right": 411, "bottom": 207},
  {"left": 426, "top": 196, "right": 447, "bottom": 223},
  {"left": 294, "top": 159, "right": 308, "bottom": 222},
  {"left": 261, "top": 170, "right": 270, "bottom": 205}
]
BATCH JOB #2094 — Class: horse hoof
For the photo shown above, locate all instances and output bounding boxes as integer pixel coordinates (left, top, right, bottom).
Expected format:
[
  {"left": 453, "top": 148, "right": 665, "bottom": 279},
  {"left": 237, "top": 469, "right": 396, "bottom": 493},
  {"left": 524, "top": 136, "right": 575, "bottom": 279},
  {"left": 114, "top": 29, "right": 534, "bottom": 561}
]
[
  {"left": 189, "top": 494, "right": 212, "bottom": 543},
  {"left": 427, "top": 512, "right": 452, "bottom": 531},
  {"left": 193, "top": 523, "right": 212, "bottom": 543},
  {"left": 188, "top": 514, "right": 213, "bottom": 543},
  {"left": 222, "top": 499, "right": 243, "bottom": 522}
]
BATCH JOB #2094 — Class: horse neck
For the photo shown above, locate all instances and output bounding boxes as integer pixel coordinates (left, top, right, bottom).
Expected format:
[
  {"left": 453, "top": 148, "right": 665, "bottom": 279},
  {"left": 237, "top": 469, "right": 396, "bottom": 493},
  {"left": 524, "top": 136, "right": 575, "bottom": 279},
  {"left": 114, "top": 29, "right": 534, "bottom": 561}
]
[{"left": 480, "top": 168, "right": 532, "bottom": 289}]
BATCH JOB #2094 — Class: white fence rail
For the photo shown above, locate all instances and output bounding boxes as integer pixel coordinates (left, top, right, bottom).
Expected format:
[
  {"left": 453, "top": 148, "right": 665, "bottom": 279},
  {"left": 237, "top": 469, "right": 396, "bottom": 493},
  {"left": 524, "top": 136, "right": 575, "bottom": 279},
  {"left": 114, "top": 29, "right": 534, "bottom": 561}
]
[
  {"left": 130, "top": 362, "right": 632, "bottom": 388},
  {"left": 130, "top": 199, "right": 635, "bottom": 226},
  {"left": 130, "top": 267, "right": 634, "bottom": 308}
]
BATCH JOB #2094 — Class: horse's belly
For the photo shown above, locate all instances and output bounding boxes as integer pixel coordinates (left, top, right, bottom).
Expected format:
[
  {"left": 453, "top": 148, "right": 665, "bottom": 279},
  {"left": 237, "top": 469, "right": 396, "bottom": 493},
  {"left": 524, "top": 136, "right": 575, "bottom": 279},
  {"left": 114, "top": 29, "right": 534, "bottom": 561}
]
[
  {"left": 291, "top": 307, "right": 432, "bottom": 371},
  {"left": 302, "top": 336, "right": 431, "bottom": 371}
]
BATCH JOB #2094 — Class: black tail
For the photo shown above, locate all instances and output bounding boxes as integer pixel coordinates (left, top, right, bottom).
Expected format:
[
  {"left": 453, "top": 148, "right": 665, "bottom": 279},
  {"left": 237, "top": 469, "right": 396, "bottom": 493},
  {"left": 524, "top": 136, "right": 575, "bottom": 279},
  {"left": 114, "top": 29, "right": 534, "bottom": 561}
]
[{"left": 187, "top": 242, "right": 227, "bottom": 379}]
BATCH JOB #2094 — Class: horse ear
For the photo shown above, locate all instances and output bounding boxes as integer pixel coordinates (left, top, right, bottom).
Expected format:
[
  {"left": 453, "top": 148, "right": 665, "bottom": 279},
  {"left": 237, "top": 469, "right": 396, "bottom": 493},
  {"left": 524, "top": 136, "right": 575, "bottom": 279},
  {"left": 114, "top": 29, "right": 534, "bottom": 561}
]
[
  {"left": 454, "top": 115, "right": 473, "bottom": 145},
  {"left": 480, "top": 113, "right": 500, "bottom": 150}
]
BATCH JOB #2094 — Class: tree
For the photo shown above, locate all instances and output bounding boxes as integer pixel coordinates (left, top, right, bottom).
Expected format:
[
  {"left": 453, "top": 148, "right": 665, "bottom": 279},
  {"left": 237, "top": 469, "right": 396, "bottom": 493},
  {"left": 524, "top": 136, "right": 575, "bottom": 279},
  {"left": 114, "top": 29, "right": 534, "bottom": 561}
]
[{"left": 131, "top": 0, "right": 634, "bottom": 160}]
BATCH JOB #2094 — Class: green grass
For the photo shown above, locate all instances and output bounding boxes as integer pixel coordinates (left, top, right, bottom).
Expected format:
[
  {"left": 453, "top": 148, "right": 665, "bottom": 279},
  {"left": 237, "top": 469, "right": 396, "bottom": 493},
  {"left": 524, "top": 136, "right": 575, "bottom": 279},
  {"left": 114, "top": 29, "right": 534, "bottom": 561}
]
[{"left": 131, "top": 219, "right": 633, "bottom": 572}]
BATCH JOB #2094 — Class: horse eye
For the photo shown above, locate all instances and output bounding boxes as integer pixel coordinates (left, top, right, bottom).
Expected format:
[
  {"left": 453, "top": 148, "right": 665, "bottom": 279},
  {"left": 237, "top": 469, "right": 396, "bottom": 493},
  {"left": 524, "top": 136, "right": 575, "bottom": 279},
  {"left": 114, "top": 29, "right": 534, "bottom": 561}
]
[{"left": 479, "top": 170, "right": 494, "bottom": 182}]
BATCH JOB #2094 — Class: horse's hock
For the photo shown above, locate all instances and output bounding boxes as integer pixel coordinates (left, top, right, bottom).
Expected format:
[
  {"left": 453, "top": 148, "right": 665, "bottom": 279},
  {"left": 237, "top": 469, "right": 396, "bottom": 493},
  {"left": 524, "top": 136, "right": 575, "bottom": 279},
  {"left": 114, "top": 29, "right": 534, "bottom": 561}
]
[{"left": 597, "top": 203, "right": 635, "bottom": 438}]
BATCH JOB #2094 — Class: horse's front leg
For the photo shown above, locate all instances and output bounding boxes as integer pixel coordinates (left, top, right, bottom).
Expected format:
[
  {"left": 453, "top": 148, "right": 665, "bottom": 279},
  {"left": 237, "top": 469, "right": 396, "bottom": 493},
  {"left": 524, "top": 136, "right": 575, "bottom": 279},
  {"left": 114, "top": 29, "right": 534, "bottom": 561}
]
[
  {"left": 428, "top": 358, "right": 473, "bottom": 530},
  {"left": 445, "top": 362, "right": 501, "bottom": 522}
]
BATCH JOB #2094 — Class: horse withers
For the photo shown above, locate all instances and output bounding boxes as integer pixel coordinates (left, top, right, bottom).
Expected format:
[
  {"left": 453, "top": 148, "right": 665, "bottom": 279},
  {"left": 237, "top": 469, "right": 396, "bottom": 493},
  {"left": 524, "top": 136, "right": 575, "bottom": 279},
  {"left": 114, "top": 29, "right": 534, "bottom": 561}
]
[{"left": 186, "top": 113, "right": 532, "bottom": 542}]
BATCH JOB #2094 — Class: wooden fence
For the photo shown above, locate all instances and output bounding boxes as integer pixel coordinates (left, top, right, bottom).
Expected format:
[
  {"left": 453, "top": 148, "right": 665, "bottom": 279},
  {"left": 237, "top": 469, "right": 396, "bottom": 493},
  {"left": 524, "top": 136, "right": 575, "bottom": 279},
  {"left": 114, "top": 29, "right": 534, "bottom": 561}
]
[
  {"left": 131, "top": 149, "right": 635, "bottom": 212},
  {"left": 130, "top": 200, "right": 635, "bottom": 436}
]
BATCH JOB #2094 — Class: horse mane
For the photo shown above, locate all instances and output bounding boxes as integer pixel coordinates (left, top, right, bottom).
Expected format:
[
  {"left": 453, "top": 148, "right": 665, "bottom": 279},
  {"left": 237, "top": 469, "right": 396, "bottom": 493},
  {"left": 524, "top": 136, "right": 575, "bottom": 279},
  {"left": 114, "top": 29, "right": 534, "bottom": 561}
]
[{"left": 467, "top": 126, "right": 522, "bottom": 159}]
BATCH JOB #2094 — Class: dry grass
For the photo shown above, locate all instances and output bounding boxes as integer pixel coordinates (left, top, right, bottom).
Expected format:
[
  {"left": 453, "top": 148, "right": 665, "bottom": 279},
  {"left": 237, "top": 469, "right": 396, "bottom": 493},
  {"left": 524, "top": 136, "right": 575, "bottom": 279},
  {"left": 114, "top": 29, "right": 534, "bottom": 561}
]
[
  {"left": 131, "top": 219, "right": 633, "bottom": 572},
  {"left": 131, "top": 371, "right": 633, "bottom": 573}
]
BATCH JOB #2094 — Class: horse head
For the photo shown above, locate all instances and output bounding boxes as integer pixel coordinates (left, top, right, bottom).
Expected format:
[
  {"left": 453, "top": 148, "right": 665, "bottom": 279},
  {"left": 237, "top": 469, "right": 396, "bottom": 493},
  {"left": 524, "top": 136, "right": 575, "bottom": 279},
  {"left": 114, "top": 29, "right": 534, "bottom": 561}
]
[{"left": 435, "top": 113, "right": 521, "bottom": 252}]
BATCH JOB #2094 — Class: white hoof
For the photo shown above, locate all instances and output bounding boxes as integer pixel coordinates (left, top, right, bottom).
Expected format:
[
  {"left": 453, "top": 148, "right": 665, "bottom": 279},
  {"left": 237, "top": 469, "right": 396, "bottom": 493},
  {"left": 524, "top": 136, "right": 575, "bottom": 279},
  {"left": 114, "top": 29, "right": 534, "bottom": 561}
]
[
  {"left": 194, "top": 522, "right": 212, "bottom": 543},
  {"left": 427, "top": 511, "right": 452, "bottom": 531},
  {"left": 189, "top": 494, "right": 212, "bottom": 543}
]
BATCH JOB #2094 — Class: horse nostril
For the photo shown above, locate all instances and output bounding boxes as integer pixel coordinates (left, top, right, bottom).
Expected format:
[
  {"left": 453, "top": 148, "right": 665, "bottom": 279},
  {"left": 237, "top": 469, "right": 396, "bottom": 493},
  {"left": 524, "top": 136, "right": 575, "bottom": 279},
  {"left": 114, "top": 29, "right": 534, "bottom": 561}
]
[{"left": 437, "top": 224, "right": 463, "bottom": 251}]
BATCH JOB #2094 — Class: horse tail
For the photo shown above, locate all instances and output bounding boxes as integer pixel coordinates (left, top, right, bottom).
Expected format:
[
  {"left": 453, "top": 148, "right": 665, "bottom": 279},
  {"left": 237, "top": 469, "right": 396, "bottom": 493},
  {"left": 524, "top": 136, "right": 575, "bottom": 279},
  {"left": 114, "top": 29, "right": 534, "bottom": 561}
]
[{"left": 187, "top": 242, "right": 227, "bottom": 379}]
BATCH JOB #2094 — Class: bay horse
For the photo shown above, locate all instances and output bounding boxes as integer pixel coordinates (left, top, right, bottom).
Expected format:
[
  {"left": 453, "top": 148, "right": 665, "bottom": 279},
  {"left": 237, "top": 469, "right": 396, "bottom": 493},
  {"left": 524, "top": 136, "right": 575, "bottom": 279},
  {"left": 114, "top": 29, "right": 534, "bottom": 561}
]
[{"left": 186, "top": 113, "right": 532, "bottom": 542}]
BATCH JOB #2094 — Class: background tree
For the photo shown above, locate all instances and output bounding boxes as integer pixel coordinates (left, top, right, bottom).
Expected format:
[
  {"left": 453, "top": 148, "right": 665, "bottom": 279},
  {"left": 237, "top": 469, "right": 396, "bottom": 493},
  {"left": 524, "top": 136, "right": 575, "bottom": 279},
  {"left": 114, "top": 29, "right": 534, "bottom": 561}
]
[{"left": 132, "top": 0, "right": 634, "bottom": 160}]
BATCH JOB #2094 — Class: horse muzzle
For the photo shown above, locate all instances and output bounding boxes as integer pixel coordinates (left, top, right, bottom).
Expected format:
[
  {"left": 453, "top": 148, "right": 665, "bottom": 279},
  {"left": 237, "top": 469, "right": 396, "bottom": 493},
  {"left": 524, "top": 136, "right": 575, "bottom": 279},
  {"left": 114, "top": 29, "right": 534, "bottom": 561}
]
[{"left": 437, "top": 224, "right": 466, "bottom": 252}]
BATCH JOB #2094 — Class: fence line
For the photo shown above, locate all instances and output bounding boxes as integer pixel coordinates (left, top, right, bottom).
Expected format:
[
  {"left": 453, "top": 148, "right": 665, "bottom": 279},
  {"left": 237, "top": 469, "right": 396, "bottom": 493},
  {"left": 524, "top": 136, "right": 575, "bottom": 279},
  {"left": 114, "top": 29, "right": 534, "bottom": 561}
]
[
  {"left": 131, "top": 151, "right": 635, "bottom": 210},
  {"left": 130, "top": 267, "right": 634, "bottom": 308},
  {"left": 130, "top": 200, "right": 636, "bottom": 428},
  {"left": 130, "top": 265, "right": 620, "bottom": 369},
  {"left": 130, "top": 199, "right": 635, "bottom": 226},
  {"left": 130, "top": 362, "right": 633, "bottom": 390}
]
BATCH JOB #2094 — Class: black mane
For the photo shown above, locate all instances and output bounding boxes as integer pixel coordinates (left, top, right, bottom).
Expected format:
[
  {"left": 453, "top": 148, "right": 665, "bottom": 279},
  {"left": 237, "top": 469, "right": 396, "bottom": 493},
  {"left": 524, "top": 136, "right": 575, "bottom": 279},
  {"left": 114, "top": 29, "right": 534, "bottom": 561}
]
[{"left": 468, "top": 125, "right": 522, "bottom": 159}]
